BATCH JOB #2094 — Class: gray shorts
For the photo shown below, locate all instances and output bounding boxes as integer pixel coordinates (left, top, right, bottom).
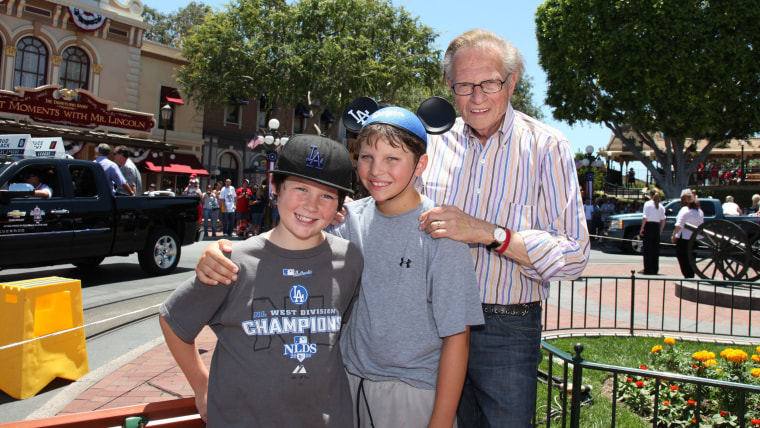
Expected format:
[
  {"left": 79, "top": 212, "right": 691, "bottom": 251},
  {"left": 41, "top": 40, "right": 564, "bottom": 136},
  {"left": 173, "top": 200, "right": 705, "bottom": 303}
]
[{"left": 346, "top": 371, "right": 456, "bottom": 428}]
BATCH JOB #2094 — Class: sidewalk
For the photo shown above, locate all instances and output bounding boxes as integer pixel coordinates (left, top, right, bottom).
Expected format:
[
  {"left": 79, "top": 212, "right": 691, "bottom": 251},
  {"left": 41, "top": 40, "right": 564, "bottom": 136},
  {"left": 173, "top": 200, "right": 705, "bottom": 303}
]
[{"left": 27, "top": 257, "right": 689, "bottom": 421}]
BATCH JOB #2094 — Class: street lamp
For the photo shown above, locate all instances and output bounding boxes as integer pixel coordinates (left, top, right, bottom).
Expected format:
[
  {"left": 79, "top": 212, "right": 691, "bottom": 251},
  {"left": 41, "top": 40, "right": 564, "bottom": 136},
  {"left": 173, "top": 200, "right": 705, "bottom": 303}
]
[
  {"left": 160, "top": 104, "right": 173, "bottom": 188},
  {"left": 740, "top": 140, "right": 746, "bottom": 184}
]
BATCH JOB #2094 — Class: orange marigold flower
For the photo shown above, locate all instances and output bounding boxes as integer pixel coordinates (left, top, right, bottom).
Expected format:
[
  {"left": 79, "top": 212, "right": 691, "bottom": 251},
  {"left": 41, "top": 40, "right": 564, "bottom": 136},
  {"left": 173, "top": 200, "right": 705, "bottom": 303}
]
[
  {"left": 640, "top": 365, "right": 647, "bottom": 370},
  {"left": 720, "top": 348, "right": 733, "bottom": 358},
  {"left": 627, "top": 377, "right": 634, "bottom": 383},
  {"left": 687, "top": 399, "right": 697, "bottom": 406},
  {"left": 636, "top": 380, "right": 645, "bottom": 387},
  {"left": 652, "top": 345, "right": 663, "bottom": 353},
  {"left": 756, "top": 346, "right": 760, "bottom": 354},
  {"left": 664, "top": 337, "right": 676, "bottom": 345},
  {"left": 752, "top": 354, "right": 760, "bottom": 363},
  {"left": 751, "top": 368, "right": 760, "bottom": 378},
  {"left": 751, "top": 418, "right": 760, "bottom": 426},
  {"left": 663, "top": 400, "right": 670, "bottom": 406},
  {"left": 670, "top": 385, "right": 678, "bottom": 391},
  {"left": 704, "top": 359, "right": 718, "bottom": 368},
  {"left": 693, "top": 350, "right": 716, "bottom": 362},
  {"left": 721, "top": 411, "right": 727, "bottom": 417},
  {"left": 723, "top": 349, "right": 749, "bottom": 364}
]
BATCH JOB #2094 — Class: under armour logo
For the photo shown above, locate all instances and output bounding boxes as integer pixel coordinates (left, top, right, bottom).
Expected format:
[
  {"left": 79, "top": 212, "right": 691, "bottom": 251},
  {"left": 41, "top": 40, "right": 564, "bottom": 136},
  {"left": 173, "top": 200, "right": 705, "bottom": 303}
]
[
  {"left": 305, "top": 145, "right": 324, "bottom": 170},
  {"left": 400, "top": 258, "right": 412, "bottom": 268}
]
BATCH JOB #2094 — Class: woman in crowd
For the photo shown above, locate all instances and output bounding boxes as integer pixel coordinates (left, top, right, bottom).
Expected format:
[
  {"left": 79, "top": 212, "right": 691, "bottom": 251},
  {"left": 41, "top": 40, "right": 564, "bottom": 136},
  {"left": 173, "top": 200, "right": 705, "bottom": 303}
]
[
  {"left": 201, "top": 184, "right": 218, "bottom": 237},
  {"left": 671, "top": 192, "right": 704, "bottom": 278},
  {"left": 640, "top": 189, "right": 666, "bottom": 275}
]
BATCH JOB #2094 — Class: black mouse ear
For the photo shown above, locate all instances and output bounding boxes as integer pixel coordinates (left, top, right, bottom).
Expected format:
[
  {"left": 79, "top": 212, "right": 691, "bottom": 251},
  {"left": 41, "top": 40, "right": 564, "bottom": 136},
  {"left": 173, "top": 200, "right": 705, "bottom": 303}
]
[
  {"left": 342, "top": 97, "right": 380, "bottom": 132},
  {"left": 416, "top": 97, "right": 456, "bottom": 135}
]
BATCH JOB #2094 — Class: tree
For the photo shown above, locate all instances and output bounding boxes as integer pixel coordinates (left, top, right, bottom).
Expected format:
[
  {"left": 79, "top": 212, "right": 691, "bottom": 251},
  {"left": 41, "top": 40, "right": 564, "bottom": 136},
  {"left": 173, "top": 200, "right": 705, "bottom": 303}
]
[
  {"left": 536, "top": 0, "right": 760, "bottom": 197},
  {"left": 142, "top": 2, "right": 213, "bottom": 48},
  {"left": 177, "top": 0, "right": 441, "bottom": 119}
]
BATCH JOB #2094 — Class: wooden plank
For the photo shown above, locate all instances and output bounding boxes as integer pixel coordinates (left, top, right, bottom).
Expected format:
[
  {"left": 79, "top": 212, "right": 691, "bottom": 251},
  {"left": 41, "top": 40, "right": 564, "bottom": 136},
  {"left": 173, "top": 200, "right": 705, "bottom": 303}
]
[{"left": 0, "top": 397, "right": 203, "bottom": 428}]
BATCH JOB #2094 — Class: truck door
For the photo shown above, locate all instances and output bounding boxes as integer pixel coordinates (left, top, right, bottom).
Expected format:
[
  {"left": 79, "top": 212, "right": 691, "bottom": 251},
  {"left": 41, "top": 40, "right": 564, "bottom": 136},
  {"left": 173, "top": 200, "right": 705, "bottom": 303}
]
[
  {"left": 68, "top": 163, "right": 113, "bottom": 258},
  {"left": 0, "top": 163, "right": 73, "bottom": 266}
]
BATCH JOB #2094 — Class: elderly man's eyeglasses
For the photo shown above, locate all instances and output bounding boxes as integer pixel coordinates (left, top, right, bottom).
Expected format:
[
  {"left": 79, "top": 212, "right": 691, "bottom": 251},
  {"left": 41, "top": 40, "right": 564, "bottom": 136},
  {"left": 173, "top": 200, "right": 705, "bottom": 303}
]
[{"left": 451, "top": 78, "right": 507, "bottom": 96}]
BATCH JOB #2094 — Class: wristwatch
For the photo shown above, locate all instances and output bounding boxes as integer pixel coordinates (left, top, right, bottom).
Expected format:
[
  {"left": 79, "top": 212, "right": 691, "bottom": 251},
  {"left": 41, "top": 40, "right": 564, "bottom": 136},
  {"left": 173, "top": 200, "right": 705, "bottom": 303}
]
[{"left": 486, "top": 226, "right": 507, "bottom": 251}]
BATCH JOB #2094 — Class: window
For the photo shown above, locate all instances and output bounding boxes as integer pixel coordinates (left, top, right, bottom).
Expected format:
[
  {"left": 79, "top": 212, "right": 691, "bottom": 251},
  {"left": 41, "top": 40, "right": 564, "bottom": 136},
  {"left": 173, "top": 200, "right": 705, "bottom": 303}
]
[
  {"left": 257, "top": 96, "right": 269, "bottom": 128},
  {"left": 225, "top": 105, "right": 241, "bottom": 125},
  {"left": 13, "top": 37, "right": 48, "bottom": 88},
  {"left": 294, "top": 103, "right": 309, "bottom": 134},
  {"left": 70, "top": 165, "right": 98, "bottom": 198},
  {"left": 59, "top": 47, "right": 89, "bottom": 90}
]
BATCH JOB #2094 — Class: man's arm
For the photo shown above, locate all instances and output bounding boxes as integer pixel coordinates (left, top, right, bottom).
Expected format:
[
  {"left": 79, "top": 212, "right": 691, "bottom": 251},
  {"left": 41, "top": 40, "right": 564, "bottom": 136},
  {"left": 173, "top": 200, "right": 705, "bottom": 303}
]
[
  {"left": 159, "top": 315, "right": 209, "bottom": 422},
  {"left": 121, "top": 182, "right": 135, "bottom": 196},
  {"left": 428, "top": 330, "right": 469, "bottom": 428}
]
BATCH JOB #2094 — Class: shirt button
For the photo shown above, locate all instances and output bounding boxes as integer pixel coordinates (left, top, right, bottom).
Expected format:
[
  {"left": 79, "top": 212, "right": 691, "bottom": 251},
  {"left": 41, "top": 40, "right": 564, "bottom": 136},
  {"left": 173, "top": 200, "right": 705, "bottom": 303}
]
[
  {"left": 476, "top": 189, "right": 481, "bottom": 194},
  {"left": 481, "top": 158, "right": 486, "bottom": 164}
]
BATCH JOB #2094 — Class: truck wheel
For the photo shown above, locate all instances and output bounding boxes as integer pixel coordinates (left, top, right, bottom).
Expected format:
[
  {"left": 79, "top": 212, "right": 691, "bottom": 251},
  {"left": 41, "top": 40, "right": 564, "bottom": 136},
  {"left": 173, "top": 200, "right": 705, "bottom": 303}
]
[
  {"left": 73, "top": 257, "right": 105, "bottom": 270},
  {"left": 139, "top": 228, "right": 181, "bottom": 275},
  {"left": 622, "top": 229, "right": 644, "bottom": 254}
]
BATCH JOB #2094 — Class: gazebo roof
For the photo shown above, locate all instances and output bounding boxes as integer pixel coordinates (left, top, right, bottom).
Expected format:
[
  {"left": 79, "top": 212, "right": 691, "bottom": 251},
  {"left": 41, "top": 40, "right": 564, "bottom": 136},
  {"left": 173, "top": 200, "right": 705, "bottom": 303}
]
[{"left": 601, "top": 133, "right": 760, "bottom": 164}]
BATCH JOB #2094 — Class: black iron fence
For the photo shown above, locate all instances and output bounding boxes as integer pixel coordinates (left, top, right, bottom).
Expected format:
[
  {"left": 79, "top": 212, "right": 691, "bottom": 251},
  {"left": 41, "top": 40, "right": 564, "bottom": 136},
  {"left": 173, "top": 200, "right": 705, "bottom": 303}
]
[{"left": 534, "top": 274, "right": 760, "bottom": 427}]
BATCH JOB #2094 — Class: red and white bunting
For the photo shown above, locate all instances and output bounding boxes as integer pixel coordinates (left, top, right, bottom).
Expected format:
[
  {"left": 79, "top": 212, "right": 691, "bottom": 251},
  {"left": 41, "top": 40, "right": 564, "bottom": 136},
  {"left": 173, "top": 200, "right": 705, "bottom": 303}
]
[{"left": 68, "top": 7, "right": 107, "bottom": 32}]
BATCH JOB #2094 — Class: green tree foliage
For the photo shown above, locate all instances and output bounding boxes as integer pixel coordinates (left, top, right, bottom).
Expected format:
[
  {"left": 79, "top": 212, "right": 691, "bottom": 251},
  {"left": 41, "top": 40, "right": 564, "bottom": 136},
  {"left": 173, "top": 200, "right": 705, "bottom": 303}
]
[
  {"left": 536, "top": 0, "right": 760, "bottom": 197},
  {"left": 178, "top": 0, "right": 440, "bottom": 118},
  {"left": 142, "top": 2, "right": 212, "bottom": 48}
]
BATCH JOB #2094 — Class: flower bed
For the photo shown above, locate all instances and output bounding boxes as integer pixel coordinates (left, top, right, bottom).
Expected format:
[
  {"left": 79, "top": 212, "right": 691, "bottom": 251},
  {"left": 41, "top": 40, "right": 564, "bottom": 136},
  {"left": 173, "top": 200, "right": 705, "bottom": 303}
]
[{"left": 619, "top": 338, "right": 760, "bottom": 427}]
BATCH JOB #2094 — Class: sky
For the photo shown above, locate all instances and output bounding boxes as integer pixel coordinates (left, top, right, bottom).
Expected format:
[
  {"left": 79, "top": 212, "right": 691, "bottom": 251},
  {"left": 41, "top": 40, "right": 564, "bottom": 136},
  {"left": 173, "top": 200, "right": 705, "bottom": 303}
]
[{"left": 149, "top": 0, "right": 614, "bottom": 158}]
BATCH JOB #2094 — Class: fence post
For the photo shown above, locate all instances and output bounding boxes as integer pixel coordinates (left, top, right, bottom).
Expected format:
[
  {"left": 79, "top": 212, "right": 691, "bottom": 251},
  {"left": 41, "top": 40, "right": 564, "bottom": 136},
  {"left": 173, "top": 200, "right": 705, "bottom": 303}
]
[
  {"left": 629, "top": 270, "right": 636, "bottom": 336},
  {"left": 570, "top": 343, "right": 584, "bottom": 428}
]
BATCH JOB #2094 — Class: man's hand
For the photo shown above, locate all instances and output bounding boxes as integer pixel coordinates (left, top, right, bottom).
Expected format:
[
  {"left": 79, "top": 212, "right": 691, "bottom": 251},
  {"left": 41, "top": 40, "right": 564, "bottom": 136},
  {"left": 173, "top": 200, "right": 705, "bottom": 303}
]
[
  {"left": 418, "top": 205, "right": 493, "bottom": 245},
  {"left": 196, "top": 240, "right": 238, "bottom": 285}
]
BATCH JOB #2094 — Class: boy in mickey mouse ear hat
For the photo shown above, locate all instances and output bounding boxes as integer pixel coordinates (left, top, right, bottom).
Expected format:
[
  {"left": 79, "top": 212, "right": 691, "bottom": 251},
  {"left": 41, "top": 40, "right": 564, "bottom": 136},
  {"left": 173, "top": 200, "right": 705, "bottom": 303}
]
[
  {"left": 160, "top": 134, "right": 363, "bottom": 426},
  {"left": 331, "top": 98, "right": 484, "bottom": 428}
]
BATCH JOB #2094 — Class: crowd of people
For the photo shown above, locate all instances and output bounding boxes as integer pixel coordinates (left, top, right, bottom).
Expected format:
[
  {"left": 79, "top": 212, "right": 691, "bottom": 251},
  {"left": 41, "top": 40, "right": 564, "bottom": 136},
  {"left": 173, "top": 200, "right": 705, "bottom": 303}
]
[{"left": 199, "top": 178, "right": 275, "bottom": 238}]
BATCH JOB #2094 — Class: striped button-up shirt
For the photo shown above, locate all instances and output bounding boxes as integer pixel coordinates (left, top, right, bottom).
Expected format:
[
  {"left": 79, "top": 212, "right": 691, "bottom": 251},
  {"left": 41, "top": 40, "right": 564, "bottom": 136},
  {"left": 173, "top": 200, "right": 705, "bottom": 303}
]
[{"left": 420, "top": 104, "right": 590, "bottom": 305}]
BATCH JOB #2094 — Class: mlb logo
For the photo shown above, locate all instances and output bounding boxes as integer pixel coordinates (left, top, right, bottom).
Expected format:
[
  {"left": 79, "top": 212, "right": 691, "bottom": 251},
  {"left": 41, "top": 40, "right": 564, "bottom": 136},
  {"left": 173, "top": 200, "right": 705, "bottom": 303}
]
[
  {"left": 283, "top": 269, "right": 294, "bottom": 276},
  {"left": 295, "top": 336, "right": 307, "bottom": 345}
]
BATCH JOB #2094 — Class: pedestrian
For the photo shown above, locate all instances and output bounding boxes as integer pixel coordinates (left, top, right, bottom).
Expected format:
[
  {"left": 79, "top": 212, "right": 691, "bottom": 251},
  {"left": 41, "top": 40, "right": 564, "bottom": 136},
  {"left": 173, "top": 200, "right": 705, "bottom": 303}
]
[
  {"left": 113, "top": 145, "right": 142, "bottom": 195},
  {"left": 95, "top": 143, "right": 133, "bottom": 195},
  {"left": 159, "top": 135, "right": 362, "bottom": 426},
  {"left": 218, "top": 179, "right": 236, "bottom": 236},
  {"left": 671, "top": 193, "right": 704, "bottom": 278},
  {"left": 200, "top": 184, "right": 218, "bottom": 238},
  {"left": 640, "top": 188, "right": 666, "bottom": 274},
  {"left": 745, "top": 194, "right": 760, "bottom": 216},
  {"left": 235, "top": 179, "right": 252, "bottom": 231},
  {"left": 248, "top": 185, "right": 265, "bottom": 235},
  {"left": 584, "top": 199, "right": 595, "bottom": 238},
  {"left": 722, "top": 195, "right": 742, "bottom": 216},
  {"left": 194, "top": 29, "right": 589, "bottom": 427}
]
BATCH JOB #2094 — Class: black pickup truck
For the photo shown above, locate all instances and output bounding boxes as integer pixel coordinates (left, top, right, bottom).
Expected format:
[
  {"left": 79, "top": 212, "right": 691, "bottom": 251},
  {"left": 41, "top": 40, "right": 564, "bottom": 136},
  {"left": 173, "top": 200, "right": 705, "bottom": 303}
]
[{"left": 0, "top": 155, "right": 201, "bottom": 275}]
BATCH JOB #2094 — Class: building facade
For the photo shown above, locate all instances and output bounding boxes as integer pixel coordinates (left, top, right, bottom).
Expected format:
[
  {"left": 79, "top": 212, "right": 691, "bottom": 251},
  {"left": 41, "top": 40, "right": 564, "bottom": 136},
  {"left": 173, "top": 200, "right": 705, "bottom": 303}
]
[{"left": 0, "top": 0, "right": 205, "bottom": 193}]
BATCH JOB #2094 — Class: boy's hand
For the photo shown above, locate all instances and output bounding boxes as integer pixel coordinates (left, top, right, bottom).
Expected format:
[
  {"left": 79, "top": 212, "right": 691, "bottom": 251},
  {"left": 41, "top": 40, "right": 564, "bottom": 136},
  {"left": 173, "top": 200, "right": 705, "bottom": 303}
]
[
  {"left": 196, "top": 240, "right": 238, "bottom": 285},
  {"left": 195, "top": 391, "right": 208, "bottom": 423},
  {"left": 330, "top": 195, "right": 353, "bottom": 226}
]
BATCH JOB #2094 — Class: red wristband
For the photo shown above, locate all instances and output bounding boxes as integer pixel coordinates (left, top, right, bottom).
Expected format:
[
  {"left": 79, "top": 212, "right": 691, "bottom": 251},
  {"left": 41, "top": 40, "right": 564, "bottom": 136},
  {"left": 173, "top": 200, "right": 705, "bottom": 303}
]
[{"left": 494, "top": 228, "right": 511, "bottom": 254}]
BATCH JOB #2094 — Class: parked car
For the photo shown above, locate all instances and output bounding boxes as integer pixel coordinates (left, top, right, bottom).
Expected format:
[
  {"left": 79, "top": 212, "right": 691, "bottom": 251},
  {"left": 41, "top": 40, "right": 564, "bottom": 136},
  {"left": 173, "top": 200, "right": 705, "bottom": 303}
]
[
  {"left": 605, "top": 198, "right": 760, "bottom": 254},
  {"left": 0, "top": 146, "right": 201, "bottom": 275}
]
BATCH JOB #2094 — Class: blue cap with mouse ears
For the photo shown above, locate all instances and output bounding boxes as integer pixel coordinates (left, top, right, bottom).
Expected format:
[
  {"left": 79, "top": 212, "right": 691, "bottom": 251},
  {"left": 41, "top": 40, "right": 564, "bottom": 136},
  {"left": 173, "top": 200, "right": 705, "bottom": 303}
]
[{"left": 342, "top": 96, "right": 456, "bottom": 145}]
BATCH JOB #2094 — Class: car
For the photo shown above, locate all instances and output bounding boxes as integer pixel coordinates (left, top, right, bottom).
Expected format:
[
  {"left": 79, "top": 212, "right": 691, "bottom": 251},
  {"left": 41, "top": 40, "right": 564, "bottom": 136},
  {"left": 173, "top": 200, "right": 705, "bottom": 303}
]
[
  {"left": 605, "top": 197, "right": 760, "bottom": 254},
  {"left": 0, "top": 135, "right": 201, "bottom": 275}
]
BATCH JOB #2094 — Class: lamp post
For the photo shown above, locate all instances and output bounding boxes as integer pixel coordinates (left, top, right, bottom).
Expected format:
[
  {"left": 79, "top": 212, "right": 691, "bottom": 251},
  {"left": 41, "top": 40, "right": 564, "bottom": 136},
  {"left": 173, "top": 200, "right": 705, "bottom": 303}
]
[
  {"left": 160, "top": 104, "right": 173, "bottom": 188},
  {"left": 740, "top": 140, "right": 746, "bottom": 184},
  {"left": 582, "top": 145, "right": 604, "bottom": 200}
]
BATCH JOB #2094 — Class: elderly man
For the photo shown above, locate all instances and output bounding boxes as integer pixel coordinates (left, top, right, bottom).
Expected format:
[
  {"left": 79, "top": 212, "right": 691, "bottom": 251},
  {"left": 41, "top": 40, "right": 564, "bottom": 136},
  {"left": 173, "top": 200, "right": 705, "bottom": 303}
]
[
  {"left": 113, "top": 145, "right": 142, "bottom": 195},
  {"left": 193, "top": 29, "right": 589, "bottom": 427},
  {"left": 95, "top": 143, "right": 133, "bottom": 195}
]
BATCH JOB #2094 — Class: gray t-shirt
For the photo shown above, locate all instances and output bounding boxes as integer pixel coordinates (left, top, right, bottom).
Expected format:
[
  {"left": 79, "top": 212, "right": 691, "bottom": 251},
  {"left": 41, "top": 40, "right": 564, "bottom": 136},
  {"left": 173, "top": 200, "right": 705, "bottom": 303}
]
[
  {"left": 329, "top": 196, "right": 484, "bottom": 389},
  {"left": 120, "top": 158, "right": 142, "bottom": 193},
  {"left": 160, "top": 233, "right": 363, "bottom": 427}
]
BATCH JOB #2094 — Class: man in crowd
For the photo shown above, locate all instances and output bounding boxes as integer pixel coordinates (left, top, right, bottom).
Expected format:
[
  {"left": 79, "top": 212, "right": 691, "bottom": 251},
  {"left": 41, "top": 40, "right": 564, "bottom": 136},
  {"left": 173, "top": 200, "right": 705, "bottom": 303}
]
[
  {"left": 113, "top": 145, "right": 142, "bottom": 195},
  {"left": 95, "top": 143, "right": 133, "bottom": 195},
  {"left": 235, "top": 178, "right": 252, "bottom": 229}
]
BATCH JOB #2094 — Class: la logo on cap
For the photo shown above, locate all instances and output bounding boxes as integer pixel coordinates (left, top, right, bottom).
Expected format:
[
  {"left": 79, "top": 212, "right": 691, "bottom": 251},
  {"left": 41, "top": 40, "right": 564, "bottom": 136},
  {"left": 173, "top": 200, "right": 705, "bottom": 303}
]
[{"left": 306, "top": 145, "right": 324, "bottom": 170}]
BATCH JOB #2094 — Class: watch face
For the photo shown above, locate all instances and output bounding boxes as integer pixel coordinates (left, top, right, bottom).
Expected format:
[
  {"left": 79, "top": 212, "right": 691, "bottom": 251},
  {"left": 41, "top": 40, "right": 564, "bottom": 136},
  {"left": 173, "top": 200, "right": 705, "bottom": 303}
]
[{"left": 493, "top": 227, "right": 507, "bottom": 242}]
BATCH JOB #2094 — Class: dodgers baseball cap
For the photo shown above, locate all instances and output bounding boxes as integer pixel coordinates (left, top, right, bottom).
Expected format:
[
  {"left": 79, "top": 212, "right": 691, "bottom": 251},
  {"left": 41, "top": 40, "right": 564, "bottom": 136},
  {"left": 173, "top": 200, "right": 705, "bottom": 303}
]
[
  {"left": 271, "top": 134, "right": 353, "bottom": 194},
  {"left": 362, "top": 106, "right": 427, "bottom": 144}
]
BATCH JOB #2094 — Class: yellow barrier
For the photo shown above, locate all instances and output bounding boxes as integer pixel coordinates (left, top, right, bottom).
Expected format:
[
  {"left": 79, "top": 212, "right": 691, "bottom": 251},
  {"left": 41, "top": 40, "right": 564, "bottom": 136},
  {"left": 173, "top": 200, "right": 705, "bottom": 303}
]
[{"left": 0, "top": 277, "right": 89, "bottom": 399}]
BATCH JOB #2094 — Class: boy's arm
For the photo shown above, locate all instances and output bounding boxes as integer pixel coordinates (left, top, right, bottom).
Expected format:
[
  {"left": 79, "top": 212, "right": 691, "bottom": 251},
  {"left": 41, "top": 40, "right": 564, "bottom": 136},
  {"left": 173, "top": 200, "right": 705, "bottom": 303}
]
[
  {"left": 159, "top": 315, "right": 209, "bottom": 422},
  {"left": 428, "top": 328, "right": 470, "bottom": 428}
]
